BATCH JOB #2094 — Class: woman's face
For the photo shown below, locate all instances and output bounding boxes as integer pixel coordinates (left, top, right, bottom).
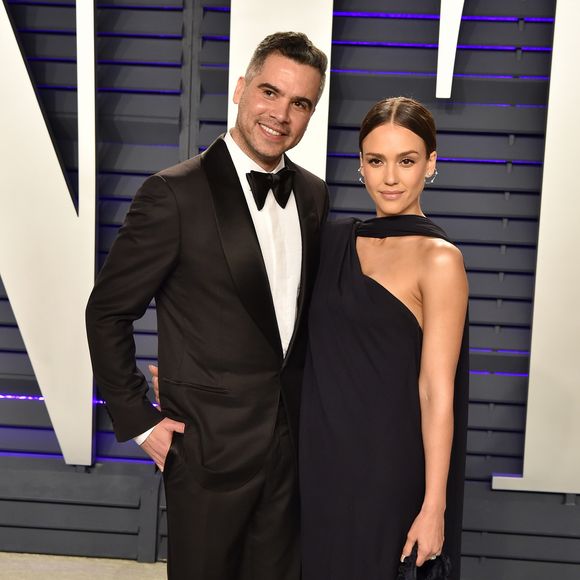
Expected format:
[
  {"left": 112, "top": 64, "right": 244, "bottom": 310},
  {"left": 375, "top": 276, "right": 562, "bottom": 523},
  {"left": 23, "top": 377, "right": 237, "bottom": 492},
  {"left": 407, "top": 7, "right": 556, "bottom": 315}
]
[{"left": 359, "top": 122, "right": 436, "bottom": 217}]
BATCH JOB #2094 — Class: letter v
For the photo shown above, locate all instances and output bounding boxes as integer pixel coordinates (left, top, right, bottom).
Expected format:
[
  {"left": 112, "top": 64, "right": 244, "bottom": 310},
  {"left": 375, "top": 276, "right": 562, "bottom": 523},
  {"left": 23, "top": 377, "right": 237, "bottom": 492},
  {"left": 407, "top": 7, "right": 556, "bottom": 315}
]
[{"left": 0, "top": 3, "right": 95, "bottom": 465}]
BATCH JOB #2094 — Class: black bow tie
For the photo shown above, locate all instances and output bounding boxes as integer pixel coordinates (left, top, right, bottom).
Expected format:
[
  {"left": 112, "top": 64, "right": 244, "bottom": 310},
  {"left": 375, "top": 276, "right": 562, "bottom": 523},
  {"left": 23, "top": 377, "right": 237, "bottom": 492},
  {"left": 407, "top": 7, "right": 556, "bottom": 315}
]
[{"left": 246, "top": 168, "right": 295, "bottom": 210}]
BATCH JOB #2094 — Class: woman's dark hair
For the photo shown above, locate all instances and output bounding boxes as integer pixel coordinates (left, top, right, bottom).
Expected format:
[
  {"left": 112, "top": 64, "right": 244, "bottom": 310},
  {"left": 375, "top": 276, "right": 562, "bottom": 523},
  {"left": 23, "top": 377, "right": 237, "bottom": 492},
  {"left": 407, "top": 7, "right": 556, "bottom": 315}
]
[
  {"left": 246, "top": 32, "right": 328, "bottom": 101},
  {"left": 358, "top": 97, "right": 436, "bottom": 157}
]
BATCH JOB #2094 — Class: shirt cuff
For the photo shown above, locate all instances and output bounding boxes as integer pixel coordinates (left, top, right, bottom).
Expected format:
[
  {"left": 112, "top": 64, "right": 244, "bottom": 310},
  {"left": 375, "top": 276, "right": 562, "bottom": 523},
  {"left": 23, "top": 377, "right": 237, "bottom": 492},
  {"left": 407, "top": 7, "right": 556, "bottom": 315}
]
[{"left": 134, "top": 426, "right": 155, "bottom": 446}]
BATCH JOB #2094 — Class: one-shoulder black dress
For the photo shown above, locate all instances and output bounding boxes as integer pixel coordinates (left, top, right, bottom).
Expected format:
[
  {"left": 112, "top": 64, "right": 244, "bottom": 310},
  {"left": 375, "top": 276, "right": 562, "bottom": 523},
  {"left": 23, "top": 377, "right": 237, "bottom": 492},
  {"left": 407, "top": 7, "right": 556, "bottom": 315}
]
[{"left": 300, "top": 215, "right": 469, "bottom": 580}]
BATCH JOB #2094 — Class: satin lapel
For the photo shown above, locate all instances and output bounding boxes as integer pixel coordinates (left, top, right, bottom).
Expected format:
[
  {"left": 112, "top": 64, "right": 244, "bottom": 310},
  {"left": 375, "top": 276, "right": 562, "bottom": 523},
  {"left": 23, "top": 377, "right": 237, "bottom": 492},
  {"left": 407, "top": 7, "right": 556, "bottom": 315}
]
[
  {"left": 201, "top": 138, "right": 283, "bottom": 358},
  {"left": 284, "top": 158, "right": 320, "bottom": 360}
]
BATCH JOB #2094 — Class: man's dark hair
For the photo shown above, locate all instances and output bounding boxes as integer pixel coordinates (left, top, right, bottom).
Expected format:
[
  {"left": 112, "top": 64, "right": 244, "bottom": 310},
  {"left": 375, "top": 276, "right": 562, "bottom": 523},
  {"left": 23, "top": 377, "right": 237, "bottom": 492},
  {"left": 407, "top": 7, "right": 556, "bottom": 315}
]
[{"left": 246, "top": 32, "right": 328, "bottom": 101}]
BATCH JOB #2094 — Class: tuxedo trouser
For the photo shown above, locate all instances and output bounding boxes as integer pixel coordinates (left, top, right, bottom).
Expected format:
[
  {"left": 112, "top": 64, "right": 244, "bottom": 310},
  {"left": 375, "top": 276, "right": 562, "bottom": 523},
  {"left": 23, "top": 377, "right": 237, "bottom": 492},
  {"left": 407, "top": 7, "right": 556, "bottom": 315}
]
[{"left": 162, "top": 407, "right": 300, "bottom": 580}]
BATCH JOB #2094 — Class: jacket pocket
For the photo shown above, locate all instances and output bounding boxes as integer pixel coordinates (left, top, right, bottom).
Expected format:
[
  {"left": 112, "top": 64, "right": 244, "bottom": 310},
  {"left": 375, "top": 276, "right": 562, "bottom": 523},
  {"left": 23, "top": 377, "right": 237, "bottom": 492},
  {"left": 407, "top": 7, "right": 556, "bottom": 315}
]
[{"left": 162, "top": 377, "right": 230, "bottom": 395}]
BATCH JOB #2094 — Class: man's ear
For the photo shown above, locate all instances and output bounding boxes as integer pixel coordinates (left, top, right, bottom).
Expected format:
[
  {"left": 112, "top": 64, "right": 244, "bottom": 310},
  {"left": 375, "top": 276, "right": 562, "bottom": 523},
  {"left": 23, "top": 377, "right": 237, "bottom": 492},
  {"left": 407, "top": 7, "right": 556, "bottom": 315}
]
[{"left": 233, "top": 76, "right": 245, "bottom": 104}]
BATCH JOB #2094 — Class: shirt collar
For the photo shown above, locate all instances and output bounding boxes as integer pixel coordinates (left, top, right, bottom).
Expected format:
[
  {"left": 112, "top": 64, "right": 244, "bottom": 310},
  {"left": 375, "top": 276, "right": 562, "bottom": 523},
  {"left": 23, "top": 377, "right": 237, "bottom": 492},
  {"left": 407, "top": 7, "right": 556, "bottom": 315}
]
[{"left": 223, "top": 131, "right": 285, "bottom": 188}]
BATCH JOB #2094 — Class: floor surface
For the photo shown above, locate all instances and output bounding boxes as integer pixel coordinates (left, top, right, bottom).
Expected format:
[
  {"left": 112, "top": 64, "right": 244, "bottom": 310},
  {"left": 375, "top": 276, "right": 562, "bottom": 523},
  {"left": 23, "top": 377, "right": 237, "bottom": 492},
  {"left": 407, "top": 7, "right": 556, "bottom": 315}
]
[{"left": 0, "top": 552, "right": 166, "bottom": 579}]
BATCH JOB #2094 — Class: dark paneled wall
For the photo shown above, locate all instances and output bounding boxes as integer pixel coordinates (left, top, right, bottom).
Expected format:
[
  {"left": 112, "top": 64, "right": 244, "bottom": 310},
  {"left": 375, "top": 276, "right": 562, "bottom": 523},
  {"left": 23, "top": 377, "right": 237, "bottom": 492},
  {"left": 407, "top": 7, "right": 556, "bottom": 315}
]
[{"left": 1, "top": 1, "right": 579, "bottom": 577}]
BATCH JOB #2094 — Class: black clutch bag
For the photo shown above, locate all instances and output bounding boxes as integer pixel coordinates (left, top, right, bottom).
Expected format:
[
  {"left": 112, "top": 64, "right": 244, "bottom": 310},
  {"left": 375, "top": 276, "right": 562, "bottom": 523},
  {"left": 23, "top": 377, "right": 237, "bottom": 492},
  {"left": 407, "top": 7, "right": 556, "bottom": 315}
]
[{"left": 396, "top": 544, "right": 452, "bottom": 580}]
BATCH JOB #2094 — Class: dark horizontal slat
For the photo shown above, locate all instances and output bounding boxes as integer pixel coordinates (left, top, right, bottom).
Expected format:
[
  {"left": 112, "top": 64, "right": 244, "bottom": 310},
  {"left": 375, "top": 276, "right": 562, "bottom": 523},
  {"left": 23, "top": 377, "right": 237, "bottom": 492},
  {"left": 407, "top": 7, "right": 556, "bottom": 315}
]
[
  {"left": 461, "top": 557, "right": 580, "bottom": 580},
  {"left": 96, "top": 432, "right": 150, "bottom": 460},
  {"left": 97, "top": 37, "right": 182, "bottom": 64},
  {"left": 0, "top": 300, "right": 15, "bottom": 323},
  {"left": 29, "top": 61, "right": 182, "bottom": 92},
  {"left": 198, "top": 122, "right": 227, "bottom": 147},
  {"left": 468, "top": 401, "right": 526, "bottom": 431},
  {"left": 0, "top": 352, "right": 34, "bottom": 377},
  {"left": 98, "top": 117, "right": 180, "bottom": 146},
  {"left": 332, "top": 45, "right": 552, "bottom": 77},
  {"left": 0, "top": 376, "right": 39, "bottom": 396},
  {"left": 0, "top": 400, "right": 51, "bottom": 428},
  {"left": 36, "top": 90, "right": 181, "bottom": 120},
  {"left": 201, "top": 9, "right": 229, "bottom": 36},
  {"left": 467, "top": 430, "right": 524, "bottom": 456},
  {"left": 0, "top": 427, "right": 59, "bottom": 454},
  {"left": 466, "top": 455, "right": 523, "bottom": 481},
  {"left": 0, "top": 526, "right": 138, "bottom": 559},
  {"left": 331, "top": 100, "right": 548, "bottom": 135},
  {"left": 98, "top": 143, "right": 179, "bottom": 174},
  {"left": 468, "top": 373, "right": 528, "bottom": 404},
  {"left": 470, "top": 351, "right": 529, "bottom": 373},
  {"left": 134, "top": 334, "right": 158, "bottom": 359},
  {"left": 462, "top": 530, "right": 580, "bottom": 564},
  {"left": 0, "top": 500, "right": 139, "bottom": 534},
  {"left": 330, "top": 72, "right": 549, "bottom": 106},
  {"left": 469, "top": 298, "right": 532, "bottom": 326},
  {"left": 97, "top": 9, "right": 183, "bottom": 37},
  {"left": 0, "top": 469, "right": 142, "bottom": 506},
  {"left": 99, "top": 174, "right": 148, "bottom": 198},
  {"left": 331, "top": 188, "right": 541, "bottom": 219},
  {"left": 333, "top": 18, "right": 554, "bottom": 48},
  {"left": 199, "top": 93, "right": 227, "bottom": 121},
  {"left": 332, "top": 0, "right": 556, "bottom": 18},
  {"left": 329, "top": 158, "right": 543, "bottom": 193},
  {"left": 469, "top": 324, "right": 530, "bottom": 350},
  {"left": 330, "top": 129, "right": 545, "bottom": 161},
  {"left": 467, "top": 272, "right": 534, "bottom": 299},
  {"left": 0, "top": 327, "right": 24, "bottom": 350},
  {"left": 97, "top": 0, "right": 182, "bottom": 6},
  {"left": 10, "top": 5, "right": 75, "bottom": 32},
  {"left": 464, "top": 482, "right": 580, "bottom": 537},
  {"left": 459, "top": 244, "right": 536, "bottom": 273}
]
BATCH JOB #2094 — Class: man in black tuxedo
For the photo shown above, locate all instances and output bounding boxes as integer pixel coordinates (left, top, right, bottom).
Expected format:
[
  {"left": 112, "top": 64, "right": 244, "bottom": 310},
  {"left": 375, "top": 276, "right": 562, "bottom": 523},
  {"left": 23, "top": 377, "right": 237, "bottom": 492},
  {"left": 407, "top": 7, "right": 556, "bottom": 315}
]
[{"left": 85, "top": 32, "right": 328, "bottom": 579}]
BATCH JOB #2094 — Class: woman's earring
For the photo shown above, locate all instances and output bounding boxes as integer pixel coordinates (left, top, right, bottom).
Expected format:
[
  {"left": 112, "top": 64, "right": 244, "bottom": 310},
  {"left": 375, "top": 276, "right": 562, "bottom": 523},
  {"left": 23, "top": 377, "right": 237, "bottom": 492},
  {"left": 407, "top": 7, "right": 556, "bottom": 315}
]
[
  {"left": 425, "top": 168, "right": 438, "bottom": 184},
  {"left": 357, "top": 167, "right": 365, "bottom": 185}
]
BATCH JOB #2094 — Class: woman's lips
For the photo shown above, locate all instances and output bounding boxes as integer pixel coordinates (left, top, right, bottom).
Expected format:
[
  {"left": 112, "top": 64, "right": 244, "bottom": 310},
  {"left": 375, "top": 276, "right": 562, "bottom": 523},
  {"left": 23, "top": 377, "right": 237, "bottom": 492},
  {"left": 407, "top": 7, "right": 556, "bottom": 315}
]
[{"left": 379, "top": 190, "right": 404, "bottom": 199}]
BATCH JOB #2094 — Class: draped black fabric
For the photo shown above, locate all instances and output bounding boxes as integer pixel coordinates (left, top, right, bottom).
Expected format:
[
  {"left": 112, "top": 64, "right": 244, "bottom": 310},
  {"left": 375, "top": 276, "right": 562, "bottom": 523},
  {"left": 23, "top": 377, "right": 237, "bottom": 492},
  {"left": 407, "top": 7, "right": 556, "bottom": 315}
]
[{"left": 299, "top": 215, "right": 469, "bottom": 580}]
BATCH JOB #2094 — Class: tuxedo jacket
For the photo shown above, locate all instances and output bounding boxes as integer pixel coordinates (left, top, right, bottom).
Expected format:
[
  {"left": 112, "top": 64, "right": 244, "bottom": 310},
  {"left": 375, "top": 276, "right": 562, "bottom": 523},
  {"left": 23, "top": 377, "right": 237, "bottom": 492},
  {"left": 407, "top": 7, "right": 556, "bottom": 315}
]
[{"left": 86, "top": 137, "right": 329, "bottom": 490}]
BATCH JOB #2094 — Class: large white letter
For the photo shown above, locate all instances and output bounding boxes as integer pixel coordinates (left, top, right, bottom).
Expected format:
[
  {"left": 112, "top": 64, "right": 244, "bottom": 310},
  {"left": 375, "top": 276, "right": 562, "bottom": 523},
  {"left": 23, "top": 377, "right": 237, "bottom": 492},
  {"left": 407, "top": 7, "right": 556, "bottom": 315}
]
[
  {"left": 436, "top": 0, "right": 466, "bottom": 98},
  {"left": 0, "top": 2, "right": 96, "bottom": 465},
  {"left": 493, "top": 0, "right": 580, "bottom": 494},
  {"left": 228, "top": 0, "right": 333, "bottom": 179}
]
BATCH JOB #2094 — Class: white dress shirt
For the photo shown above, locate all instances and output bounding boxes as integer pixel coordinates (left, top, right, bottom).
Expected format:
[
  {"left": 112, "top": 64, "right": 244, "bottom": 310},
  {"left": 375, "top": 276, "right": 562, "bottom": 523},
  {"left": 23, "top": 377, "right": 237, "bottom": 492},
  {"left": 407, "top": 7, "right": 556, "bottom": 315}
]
[{"left": 135, "top": 132, "right": 302, "bottom": 446}]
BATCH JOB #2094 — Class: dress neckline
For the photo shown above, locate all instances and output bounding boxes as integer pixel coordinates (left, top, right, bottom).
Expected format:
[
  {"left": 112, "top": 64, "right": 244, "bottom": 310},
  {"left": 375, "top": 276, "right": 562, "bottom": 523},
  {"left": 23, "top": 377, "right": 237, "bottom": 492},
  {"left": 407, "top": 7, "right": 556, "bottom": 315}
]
[{"left": 355, "top": 214, "right": 449, "bottom": 242}]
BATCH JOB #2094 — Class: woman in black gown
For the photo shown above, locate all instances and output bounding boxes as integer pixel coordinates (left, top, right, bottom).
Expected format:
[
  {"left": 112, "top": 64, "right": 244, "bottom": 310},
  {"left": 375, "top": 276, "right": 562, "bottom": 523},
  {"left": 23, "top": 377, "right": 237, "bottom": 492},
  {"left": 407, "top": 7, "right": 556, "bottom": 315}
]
[{"left": 300, "top": 97, "right": 469, "bottom": 580}]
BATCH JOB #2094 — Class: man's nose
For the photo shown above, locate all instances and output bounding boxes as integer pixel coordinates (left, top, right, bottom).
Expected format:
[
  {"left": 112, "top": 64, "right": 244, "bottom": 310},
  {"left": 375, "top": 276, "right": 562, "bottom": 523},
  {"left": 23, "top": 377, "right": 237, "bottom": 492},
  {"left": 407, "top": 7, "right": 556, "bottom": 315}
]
[{"left": 270, "top": 100, "right": 291, "bottom": 123}]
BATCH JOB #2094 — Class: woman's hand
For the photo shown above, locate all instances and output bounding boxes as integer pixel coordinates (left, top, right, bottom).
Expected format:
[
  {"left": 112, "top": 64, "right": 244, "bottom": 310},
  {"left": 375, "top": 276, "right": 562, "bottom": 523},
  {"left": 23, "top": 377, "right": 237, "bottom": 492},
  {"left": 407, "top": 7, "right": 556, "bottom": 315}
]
[{"left": 400, "top": 505, "right": 445, "bottom": 567}]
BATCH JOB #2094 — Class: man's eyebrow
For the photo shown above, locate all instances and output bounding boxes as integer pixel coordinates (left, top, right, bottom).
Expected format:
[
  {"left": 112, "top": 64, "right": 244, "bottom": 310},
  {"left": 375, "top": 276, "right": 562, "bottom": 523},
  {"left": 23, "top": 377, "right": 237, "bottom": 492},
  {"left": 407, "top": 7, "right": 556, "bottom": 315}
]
[
  {"left": 257, "top": 82, "right": 281, "bottom": 94},
  {"left": 257, "top": 83, "right": 314, "bottom": 110}
]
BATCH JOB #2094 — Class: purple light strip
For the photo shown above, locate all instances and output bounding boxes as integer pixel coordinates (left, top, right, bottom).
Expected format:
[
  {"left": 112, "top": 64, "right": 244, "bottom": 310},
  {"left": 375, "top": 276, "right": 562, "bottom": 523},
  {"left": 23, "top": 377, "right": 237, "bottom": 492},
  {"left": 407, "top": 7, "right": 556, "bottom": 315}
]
[
  {"left": 98, "top": 32, "right": 182, "bottom": 40},
  {"left": 331, "top": 68, "right": 548, "bottom": 81},
  {"left": 469, "top": 371, "right": 529, "bottom": 377},
  {"left": 8, "top": 1, "right": 74, "bottom": 7},
  {"left": 0, "top": 393, "right": 160, "bottom": 408},
  {"left": 333, "top": 11, "right": 554, "bottom": 23},
  {"left": 36, "top": 86, "right": 182, "bottom": 95},
  {"left": 201, "top": 7, "right": 554, "bottom": 23},
  {"left": 470, "top": 348, "right": 530, "bottom": 355},
  {"left": 202, "top": 35, "right": 551, "bottom": 53},
  {"left": 0, "top": 451, "right": 154, "bottom": 464},
  {"left": 96, "top": 4, "right": 182, "bottom": 11}
]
